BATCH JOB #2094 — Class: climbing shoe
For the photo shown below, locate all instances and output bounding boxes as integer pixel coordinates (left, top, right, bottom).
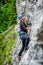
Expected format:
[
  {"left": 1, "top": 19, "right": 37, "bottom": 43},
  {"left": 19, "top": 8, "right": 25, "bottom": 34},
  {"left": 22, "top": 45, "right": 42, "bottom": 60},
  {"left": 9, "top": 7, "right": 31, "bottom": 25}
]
[
  {"left": 17, "top": 56, "right": 21, "bottom": 61},
  {"left": 24, "top": 47, "right": 29, "bottom": 53}
]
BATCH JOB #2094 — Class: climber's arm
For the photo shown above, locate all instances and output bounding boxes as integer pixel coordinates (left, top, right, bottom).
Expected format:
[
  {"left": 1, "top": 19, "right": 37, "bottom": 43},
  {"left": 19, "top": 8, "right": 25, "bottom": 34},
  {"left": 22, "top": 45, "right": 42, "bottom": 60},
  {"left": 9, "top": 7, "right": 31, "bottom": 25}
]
[
  {"left": 26, "top": 27, "right": 31, "bottom": 30},
  {"left": 20, "top": 22, "right": 31, "bottom": 31}
]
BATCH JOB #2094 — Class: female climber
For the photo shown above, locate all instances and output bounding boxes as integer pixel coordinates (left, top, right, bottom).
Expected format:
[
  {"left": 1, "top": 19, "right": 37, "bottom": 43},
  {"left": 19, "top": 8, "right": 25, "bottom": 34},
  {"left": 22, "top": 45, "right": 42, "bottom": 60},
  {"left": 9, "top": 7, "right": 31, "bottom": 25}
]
[{"left": 17, "top": 14, "right": 31, "bottom": 61}]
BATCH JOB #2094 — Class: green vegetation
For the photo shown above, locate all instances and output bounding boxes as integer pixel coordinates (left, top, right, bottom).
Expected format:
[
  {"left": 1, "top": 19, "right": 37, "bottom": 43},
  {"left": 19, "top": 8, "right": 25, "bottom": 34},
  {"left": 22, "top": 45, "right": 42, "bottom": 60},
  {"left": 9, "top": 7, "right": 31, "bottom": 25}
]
[
  {"left": 0, "top": 25, "right": 17, "bottom": 65},
  {"left": 0, "top": 0, "right": 17, "bottom": 33},
  {"left": 0, "top": 0, "right": 17, "bottom": 65}
]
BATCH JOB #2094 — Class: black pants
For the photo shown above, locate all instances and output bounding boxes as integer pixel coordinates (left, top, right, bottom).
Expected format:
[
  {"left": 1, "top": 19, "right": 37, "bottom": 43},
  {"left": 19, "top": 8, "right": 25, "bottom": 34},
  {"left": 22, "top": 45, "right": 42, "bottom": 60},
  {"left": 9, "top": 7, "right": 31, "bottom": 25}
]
[{"left": 18, "top": 35, "right": 30, "bottom": 56}]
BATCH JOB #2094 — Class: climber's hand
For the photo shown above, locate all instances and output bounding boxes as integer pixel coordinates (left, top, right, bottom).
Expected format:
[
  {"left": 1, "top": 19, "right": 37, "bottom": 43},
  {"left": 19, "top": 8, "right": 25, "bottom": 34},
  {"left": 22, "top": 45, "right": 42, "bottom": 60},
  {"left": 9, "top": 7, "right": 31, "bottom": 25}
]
[{"left": 26, "top": 27, "right": 31, "bottom": 30}]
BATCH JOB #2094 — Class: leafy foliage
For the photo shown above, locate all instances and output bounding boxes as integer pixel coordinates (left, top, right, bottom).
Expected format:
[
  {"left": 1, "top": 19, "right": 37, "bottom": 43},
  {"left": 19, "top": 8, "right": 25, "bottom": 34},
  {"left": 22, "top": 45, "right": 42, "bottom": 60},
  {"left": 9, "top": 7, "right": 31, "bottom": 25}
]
[{"left": 0, "top": 0, "right": 17, "bottom": 33}]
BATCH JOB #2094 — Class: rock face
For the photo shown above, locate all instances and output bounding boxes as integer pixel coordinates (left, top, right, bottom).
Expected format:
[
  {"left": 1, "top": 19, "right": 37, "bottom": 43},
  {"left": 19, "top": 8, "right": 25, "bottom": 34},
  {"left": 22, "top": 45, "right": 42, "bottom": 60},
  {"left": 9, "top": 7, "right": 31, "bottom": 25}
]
[{"left": 12, "top": 0, "right": 43, "bottom": 65}]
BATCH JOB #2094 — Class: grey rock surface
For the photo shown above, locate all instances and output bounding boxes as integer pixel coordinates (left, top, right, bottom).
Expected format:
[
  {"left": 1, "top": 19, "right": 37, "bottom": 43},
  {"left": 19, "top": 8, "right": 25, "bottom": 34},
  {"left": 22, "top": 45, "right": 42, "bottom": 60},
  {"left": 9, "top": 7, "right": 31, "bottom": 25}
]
[{"left": 12, "top": 0, "right": 43, "bottom": 65}]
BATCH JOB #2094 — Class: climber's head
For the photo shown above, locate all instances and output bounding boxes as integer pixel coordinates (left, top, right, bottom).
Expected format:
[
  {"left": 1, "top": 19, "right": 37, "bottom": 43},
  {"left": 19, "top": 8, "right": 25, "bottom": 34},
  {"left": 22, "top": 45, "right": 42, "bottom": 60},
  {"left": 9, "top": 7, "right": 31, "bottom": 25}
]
[
  {"left": 18, "top": 13, "right": 30, "bottom": 20},
  {"left": 18, "top": 14, "right": 30, "bottom": 22},
  {"left": 22, "top": 16, "right": 25, "bottom": 21},
  {"left": 18, "top": 14, "right": 25, "bottom": 22}
]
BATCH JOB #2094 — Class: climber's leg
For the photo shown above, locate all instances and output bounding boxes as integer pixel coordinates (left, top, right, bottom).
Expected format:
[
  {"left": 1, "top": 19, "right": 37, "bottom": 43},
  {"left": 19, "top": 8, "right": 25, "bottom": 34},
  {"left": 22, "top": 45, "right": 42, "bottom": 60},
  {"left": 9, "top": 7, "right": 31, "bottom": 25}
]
[
  {"left": 18, "top": 35, "right": 29, "bottom": 61},
  {"left": 17, "top": 35, "right": 26, "bottom": 61},
  {"left": 17, "top": 40, "right": 25, "bottom": 61},
  {"left": 20, "top": 35, "right": 30, "bottom": 51},
  {"left": 22, "top": 35, "right": 30, "bottom": 52},
  {"left": 25, "top": 36, "right": 30, "bottom": 50},
  {"left": 18, "top": 39, "right": 25, "bottom": 56}
]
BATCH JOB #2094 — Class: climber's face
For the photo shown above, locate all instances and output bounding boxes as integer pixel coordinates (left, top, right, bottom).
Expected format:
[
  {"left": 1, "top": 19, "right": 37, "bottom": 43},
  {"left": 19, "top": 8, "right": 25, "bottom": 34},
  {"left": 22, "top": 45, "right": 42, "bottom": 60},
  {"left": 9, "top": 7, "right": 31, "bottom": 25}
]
[
  {"left": 22, "top": 16, "right": 25, "bottom": 21},
  {"left": 20, "top": 16, "right": 26, "bottom": 22}
]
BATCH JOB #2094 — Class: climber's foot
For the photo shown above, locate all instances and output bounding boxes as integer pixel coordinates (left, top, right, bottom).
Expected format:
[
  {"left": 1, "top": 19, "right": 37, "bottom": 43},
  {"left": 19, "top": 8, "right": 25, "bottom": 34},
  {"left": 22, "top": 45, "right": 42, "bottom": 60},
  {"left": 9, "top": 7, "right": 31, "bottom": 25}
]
[
  {"left": 24, "top": 49, "right": 28, "bottom": 53},
  {"left": 24, "top": 47, "right": 29, "bottom": 53},
  {"left": 17, "top": 56, "right": 21, "bottom": 61}
]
